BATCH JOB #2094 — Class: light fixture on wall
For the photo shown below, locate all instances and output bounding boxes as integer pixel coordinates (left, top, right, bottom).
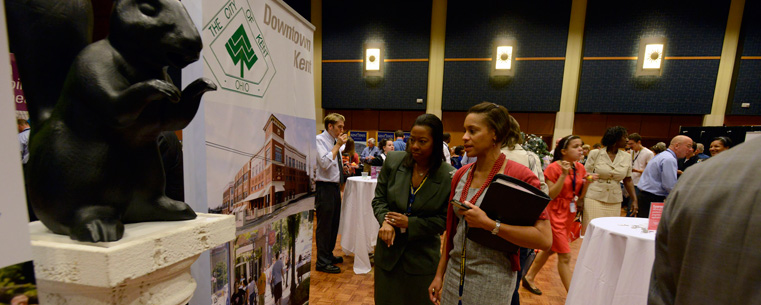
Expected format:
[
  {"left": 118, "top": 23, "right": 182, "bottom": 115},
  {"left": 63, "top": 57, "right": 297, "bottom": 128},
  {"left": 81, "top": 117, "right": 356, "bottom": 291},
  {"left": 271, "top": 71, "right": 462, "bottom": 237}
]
[
  {"left": 636, "top": 37, "right": 666, "bottom": 76},
  {"left": 364, "top": 43, "right": 384, "bottom": 77},
  {"left": 492, "top": 39, "right": 516, "bottom": 77}
]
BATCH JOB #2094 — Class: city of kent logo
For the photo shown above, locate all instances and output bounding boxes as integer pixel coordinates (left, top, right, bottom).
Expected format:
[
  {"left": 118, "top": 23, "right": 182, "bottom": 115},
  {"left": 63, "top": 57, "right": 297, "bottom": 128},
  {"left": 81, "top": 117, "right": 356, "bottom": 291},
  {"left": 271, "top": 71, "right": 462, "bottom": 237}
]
[
  {"left": 203, "top": 0, "right": 276, "bottom": 98},
  {"left": 226, "top": 25, "right": 258, "bottom": 78}
]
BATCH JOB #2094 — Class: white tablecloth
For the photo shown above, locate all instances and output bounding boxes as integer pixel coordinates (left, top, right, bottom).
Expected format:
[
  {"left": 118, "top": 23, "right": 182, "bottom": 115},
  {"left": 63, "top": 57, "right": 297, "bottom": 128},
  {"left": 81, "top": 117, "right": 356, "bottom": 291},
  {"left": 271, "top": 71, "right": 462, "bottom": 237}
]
[
  {"left": 566, "top": 217, "right": 656, "bottom": 305},
  {"left": 338, "top": 177, "right": 379, "bottom": 274}
]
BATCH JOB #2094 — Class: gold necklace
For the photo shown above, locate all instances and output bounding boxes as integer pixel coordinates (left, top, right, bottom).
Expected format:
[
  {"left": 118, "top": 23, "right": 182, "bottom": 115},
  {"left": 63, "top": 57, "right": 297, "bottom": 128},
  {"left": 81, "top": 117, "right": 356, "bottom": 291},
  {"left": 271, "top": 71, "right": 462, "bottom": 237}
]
[{"left": 415, "top": 165, "right": 428, "bottom": 177}]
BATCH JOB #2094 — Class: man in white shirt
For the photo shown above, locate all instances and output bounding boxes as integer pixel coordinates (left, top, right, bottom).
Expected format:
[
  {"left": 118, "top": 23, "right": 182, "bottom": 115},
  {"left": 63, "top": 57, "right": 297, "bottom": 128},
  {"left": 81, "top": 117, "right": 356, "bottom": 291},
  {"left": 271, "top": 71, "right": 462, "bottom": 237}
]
[
  {"left": 627, "top": 133, "right": 655, "bottom": 189},
  {"left": 314, "top": 113, "right": 347, "bottom": 273},
  {"left": 442, "top": 132, "right": 451, "bottom": 164}
]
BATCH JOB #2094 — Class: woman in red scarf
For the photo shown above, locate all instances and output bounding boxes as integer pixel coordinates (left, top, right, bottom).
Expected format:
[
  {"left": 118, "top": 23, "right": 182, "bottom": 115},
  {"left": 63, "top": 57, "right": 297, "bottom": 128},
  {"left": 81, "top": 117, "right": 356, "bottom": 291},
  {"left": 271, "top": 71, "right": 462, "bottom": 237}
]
[{"left": 428, "top": 102, "right": 552, "bottom": 304}]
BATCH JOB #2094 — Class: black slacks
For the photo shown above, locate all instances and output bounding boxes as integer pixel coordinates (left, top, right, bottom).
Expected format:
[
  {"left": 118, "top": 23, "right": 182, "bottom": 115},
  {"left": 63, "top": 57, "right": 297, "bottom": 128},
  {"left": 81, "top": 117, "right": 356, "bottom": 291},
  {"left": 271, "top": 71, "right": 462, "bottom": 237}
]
[
  {"left": 636, "top": 189, "right": 666, "bottom": 219},
  {"left": 510, "top": 247, "right": 532, "bottom": 305},
  {"left": 315, "top": 181, "right": 341, "bottom": 267}
]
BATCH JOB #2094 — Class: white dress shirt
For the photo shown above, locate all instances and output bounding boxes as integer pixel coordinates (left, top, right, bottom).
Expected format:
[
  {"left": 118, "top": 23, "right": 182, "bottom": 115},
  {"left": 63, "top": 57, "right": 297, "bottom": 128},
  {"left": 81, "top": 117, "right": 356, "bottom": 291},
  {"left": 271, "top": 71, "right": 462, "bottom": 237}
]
[
  {"left": 631, "top": 147, "right": 654, "bottom": 185},
  {"left": 315, "top": 130, "right": 341, "bottom": 183},
  {"left": 443, "top": 143, "right": 451, "bottom": 164},
  {"left": 501, "top": 145, "right": 549, "bottom": 195}
]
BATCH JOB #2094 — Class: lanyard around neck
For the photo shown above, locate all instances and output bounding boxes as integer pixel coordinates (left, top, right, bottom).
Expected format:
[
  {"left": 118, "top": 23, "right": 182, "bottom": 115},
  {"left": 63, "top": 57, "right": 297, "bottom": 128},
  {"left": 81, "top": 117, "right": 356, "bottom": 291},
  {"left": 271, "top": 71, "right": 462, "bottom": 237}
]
[
  {"left": 570, "top": 163, "right": 580, "bottom": 197},
  {"left": 457, "top": 153, "right": 506, "bottom": 305},
  {"left": 632, "top": 150, "right": 640, "bottom": 165},
  {"left": 408, "top": 173, "right": 429, "bottom": 214}
]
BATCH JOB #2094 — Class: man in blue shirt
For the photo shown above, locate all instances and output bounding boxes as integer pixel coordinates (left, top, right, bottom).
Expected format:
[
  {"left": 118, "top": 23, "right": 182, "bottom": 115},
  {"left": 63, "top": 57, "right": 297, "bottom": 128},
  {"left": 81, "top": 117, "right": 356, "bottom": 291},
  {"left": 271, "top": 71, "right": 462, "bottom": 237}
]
[
  {"left": 17, "top": 119, "right": 30, "bottom": 164},
  {"left": 637, "top": 135, "right": 693, "bottom": 218},
  {"left": 315, "top": 113, "right": 347, "bottom": 273},
  {"left": 695, "top": 143, "right": 710, "bottom": 161},
  {"left": 392, "top": 130, "right": 406, "bottom": 152},
  {"left": 460, "top": 151, "right": 477, "bottom": 165}
]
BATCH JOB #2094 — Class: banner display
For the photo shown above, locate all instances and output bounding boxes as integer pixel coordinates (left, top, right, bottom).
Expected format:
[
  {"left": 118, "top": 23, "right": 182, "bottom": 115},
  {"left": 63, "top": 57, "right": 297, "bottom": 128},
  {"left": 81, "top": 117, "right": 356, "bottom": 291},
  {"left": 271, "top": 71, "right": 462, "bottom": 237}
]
[
  {"left": 377, "top": 131, "right": 394, "bottom": 141},
  {"left": 350, "top": 131, "right": 367, "bottom": 154},
  {"left": 1, "top": 6, "right": 37, "bottom": 304},
  {"left": 10, "top": 54, "right": 28, "bottom": 120},
  {"left": 183, "top": 0, "right": 315, "bottom": 304},
  {"left": 378, "top": 131, "right": 410, "bottom": 142},
  {"left": 349, "top": 131, "right": 367, "bottom": 142}
]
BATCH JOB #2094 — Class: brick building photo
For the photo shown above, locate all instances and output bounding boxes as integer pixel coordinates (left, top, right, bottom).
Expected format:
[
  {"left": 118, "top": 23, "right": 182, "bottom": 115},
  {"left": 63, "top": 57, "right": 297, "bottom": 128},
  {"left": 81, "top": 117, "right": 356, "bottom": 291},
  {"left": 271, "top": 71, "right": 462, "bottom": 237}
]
[{"left": 220, "top": 114, "right": 312, "bottom": 226}]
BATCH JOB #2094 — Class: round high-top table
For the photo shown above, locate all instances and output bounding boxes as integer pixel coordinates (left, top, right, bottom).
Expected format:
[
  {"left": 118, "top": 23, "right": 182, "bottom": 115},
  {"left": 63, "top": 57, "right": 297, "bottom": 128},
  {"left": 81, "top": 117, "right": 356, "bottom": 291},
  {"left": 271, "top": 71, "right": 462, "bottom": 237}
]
[
  {"left": 566, "top": 217, "right": 656, "bottom": 305},
  {"left": 337, "top": 176, "right": 379, "bottom": 274}
]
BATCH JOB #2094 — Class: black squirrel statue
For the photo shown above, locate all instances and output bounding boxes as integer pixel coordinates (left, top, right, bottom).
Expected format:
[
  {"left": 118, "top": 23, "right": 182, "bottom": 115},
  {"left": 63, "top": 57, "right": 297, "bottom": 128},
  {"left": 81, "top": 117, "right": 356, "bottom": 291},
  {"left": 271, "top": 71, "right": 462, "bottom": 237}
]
[{"left": 7, "top": 0, "right": 217, "bottom": 242}]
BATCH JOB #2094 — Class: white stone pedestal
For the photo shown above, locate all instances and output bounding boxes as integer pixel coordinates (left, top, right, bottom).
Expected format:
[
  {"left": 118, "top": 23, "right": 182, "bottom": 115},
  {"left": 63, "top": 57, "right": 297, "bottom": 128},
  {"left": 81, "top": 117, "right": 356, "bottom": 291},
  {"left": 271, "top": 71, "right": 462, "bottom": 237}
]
[{"left": 29, "top": 213, "right": 235, "bottom": 305}]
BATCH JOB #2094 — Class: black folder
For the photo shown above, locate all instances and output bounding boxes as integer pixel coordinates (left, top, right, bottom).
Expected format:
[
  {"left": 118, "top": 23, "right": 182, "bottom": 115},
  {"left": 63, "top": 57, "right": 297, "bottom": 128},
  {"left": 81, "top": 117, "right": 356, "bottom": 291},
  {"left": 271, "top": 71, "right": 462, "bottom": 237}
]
[{"left": 466, "top": 173, "right": 551, "bottom": 253}]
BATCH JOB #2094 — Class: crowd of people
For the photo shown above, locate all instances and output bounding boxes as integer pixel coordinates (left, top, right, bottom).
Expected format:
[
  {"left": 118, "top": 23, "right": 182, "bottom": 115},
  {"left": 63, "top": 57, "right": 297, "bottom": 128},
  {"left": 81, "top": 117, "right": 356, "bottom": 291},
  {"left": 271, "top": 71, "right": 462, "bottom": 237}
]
[{"left": 312, "top": 106, "right": 745, "bottom": 305}]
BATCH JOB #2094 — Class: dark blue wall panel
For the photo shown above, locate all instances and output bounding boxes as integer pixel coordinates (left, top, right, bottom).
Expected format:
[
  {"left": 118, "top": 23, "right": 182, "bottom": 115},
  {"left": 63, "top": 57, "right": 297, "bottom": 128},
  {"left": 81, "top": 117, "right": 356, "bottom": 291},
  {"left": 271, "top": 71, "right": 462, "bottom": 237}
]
[
  {"left": 322, "top": 62, "right": 429, "bottom": 110},
  {"left": 579, "top": 60, "right": 720, "bottom": 114},
  {"left": 321, "top": 1, "right": 431, "bottom": 110},
  {"left": 442, "top": 1, "right": 571, "bottom": 112},
  {"left": 442, "top": 61, "right": 565, "bottom": 112},
  {"left": 731, "top": 1, "right": 761, "bottom": 115},
  {"left": 282, "top": 0, "right": 310, "bottom": 22},
  {"left": 577, "top": 0, "right": 731, "bottom": 114}
]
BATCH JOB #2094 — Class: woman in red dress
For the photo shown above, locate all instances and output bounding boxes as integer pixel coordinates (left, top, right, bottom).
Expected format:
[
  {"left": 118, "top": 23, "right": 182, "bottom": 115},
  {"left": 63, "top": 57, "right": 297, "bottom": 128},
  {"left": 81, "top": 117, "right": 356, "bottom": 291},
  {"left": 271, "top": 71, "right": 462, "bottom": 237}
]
[{"left": 522, "top": 135, "right": 597, "bottom": 294}]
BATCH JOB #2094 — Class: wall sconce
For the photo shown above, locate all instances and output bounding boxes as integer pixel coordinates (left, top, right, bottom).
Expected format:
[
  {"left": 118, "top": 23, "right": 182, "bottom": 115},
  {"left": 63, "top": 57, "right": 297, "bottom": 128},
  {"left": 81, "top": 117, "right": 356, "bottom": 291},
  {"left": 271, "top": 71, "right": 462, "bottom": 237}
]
[
  {"left": 364, "top": 43, "right": 384, "bottom": 77},
  {"left": 492, "top": 39, "right": 516, "bottom": 77},
  {"left": 636, "top": 37, "right": 666, "bottom": 76}
]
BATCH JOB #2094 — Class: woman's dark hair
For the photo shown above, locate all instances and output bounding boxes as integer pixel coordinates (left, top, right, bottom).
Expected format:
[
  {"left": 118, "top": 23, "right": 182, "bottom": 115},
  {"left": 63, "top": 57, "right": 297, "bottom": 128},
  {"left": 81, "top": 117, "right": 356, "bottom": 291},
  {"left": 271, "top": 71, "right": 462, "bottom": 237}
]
[
  {"left": 402, "top": 114, "right": 444, "bottom": 174},
  {"left": 713, "top": 136, "right": 733, "bottom": 148},
  {"left": 454, "top": 145, "right": 465, "bottom": 156},
  {"left": 601, "top": 126, "right": 628, "bottom": 147},
  {"left": 467, "top": 102, "right": 521, "bottom": 149},
  {"left": 552, "top": 135, "right": 581, "bottom": 162},
  {"left": 379, "top": 138, "right": 390, "bottom": 151}
]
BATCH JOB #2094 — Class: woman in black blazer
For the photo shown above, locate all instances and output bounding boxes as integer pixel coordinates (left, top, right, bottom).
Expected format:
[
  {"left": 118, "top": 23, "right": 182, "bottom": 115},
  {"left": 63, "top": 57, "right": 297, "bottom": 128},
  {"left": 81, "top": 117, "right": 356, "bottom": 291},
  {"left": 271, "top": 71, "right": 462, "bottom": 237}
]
[{"left": 372, "top": 114, "right": 454, "bottom": 305}]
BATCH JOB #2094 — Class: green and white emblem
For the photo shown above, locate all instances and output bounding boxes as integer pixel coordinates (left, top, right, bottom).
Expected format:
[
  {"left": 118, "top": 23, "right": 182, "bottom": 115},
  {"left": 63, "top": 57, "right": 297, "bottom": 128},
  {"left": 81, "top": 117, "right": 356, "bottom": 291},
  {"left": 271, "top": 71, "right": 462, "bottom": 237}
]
[{"left": 203, "top": 0, "right": 276, "bottom": 97}]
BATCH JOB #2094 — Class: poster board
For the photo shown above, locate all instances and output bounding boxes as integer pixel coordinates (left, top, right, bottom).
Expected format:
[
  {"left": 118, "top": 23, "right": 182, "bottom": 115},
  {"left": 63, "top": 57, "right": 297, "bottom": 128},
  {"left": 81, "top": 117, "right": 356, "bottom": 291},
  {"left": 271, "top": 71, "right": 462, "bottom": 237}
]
[
  {"left": 183, "top": 0, "right": 316, "bottom": 304},
  {"left": 0, "top": 4, "right": 37, "bottom": 304}
]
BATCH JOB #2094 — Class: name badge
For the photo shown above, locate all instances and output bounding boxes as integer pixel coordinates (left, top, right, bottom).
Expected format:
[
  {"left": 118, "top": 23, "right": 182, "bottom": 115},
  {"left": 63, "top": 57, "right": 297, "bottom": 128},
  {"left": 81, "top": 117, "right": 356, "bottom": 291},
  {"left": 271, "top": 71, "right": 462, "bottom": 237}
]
[{"left": 570, "top": 196, "right": 578, "bottom": 213}]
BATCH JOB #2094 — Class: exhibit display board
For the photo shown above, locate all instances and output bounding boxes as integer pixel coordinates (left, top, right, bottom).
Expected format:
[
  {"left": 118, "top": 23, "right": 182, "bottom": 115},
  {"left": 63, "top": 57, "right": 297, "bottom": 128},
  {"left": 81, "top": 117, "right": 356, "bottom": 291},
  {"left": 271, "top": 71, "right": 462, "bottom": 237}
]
[
  {"left": 183, "top": 0, "right": 316, "bottom": 304},
  {"left": 10, "top": 54, "right": 27, "bottom": 120},
  {"left": 0, "top": 4, "right": 37, "bottom": 303},
  {"left": 350, "top": 131, "right": 368, "bottom": 154}
]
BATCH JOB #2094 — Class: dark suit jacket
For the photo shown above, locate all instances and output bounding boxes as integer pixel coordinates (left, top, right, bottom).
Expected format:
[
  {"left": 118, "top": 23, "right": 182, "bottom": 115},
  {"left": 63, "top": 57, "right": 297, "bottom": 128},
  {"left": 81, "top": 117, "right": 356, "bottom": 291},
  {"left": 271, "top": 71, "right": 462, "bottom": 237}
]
[
  {"left": 372, "top": 151, "right": 454, "bottom": 275},
  {"left": 649, "top": 138, "right": 761, "bottom": 305}
]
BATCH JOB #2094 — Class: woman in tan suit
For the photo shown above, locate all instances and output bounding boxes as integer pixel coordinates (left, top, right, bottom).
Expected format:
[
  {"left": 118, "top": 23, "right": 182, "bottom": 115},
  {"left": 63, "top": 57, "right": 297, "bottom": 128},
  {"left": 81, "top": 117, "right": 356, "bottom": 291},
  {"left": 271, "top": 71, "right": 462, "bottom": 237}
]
[{"left": 583, "top": 126, "right": 638, "bottom": 231}]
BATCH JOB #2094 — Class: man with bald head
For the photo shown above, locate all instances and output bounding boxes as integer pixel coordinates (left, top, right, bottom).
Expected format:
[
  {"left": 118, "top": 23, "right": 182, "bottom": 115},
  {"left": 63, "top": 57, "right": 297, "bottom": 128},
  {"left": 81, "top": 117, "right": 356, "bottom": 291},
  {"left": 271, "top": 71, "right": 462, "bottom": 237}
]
[{"left": 636, "top": 135, "right": 694, "bottom": 218}]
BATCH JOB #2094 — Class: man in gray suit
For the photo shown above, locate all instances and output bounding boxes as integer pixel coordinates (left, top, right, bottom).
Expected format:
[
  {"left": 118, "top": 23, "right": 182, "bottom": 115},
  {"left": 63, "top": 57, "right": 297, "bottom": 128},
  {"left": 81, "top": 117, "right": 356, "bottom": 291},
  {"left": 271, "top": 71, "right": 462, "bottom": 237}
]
[{"left": 649, "top": 137, "right": 761, "bottom": 305}]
